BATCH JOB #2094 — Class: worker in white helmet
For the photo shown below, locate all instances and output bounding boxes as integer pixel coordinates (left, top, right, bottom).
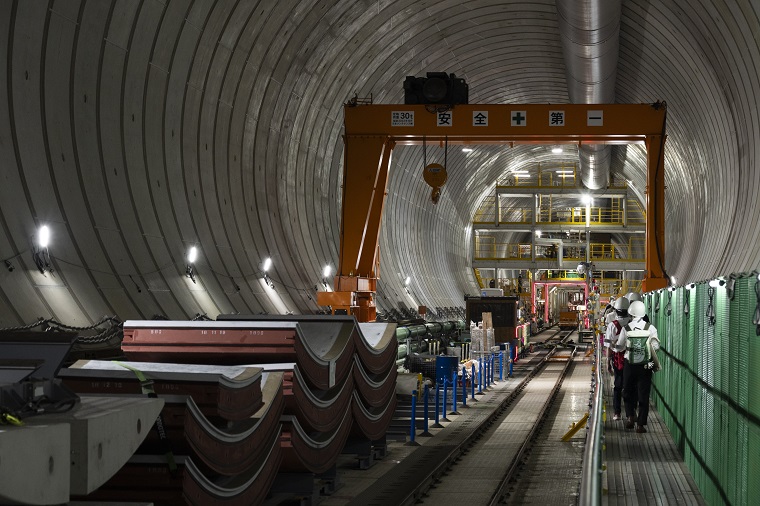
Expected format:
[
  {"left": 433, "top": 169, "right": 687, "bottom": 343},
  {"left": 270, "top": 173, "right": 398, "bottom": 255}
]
[
  {"left": 604, "top": 297, "right": 630, "bottom": 421},
  {"left": 616, "top": 300, "right": 660, "bottom": 433},
  {"left": 624, "top": 292, "right": 650, "bottom": 322}
]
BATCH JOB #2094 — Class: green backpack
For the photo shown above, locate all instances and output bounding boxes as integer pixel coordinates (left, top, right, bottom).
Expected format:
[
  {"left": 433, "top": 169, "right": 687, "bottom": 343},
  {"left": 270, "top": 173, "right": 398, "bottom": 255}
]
[{"left": 625, "top": 323, "right": 651, "bottom": 365}]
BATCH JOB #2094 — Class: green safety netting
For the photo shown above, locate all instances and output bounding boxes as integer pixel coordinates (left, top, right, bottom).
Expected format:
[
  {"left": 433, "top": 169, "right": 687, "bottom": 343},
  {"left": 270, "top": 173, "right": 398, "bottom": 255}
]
[{"left": 647, "top": 274, "right": 760, "bottom": 505}]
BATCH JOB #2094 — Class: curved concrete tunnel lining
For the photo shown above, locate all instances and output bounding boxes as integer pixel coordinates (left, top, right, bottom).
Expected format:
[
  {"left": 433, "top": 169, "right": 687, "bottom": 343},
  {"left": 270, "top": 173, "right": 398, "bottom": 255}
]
[{"left": 0, "top": 1, "right": 758, "bottom": 327}]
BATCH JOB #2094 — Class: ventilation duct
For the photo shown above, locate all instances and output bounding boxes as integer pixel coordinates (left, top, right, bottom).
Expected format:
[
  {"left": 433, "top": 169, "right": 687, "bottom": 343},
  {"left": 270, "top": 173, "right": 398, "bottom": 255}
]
[{"left": 556, "top": 0, "right": 623, "bottom": 189}]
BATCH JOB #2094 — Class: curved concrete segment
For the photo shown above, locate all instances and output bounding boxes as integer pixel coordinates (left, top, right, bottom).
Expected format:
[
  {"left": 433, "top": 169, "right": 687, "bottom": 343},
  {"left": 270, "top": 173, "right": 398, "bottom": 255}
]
[
  {"left": 62, "top": 359, "right": 265, "bottom": 422},
  {"left": 355, "top": 322, "right": 399, "bottom": 375},
  {"left": 352, "top": 354, "right": 398, "bottom": 409},
  {"left": 279, "top": 409, "right": 354, "bottom": 474},
  {"left": 184, "top": 372, "right": 285, "bottom": 476},
  {"left": 120, "top": 319, "right": 356, "bottom": 390},
  {"left": 218, "top": 314, "right": 359, "bottom": 389},
  {"left": 183, "top": 432, "right": 282, "bottom": 506},
  {"left": 351, "top": 391, "right": 398, "bottom": 442},
  {"left": 85, "top": 440, "right": 282, "bottom": 506},
  {"left": 284, "top": 365, "right": 354, "bottom": 433},
  {"left": 121, "top": 320, "right": 299, "bottom": 364}
]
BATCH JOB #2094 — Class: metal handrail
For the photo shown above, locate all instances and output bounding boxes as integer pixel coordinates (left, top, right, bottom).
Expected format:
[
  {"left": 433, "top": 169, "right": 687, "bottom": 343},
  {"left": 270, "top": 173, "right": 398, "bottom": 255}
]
[{"left": 579, "top": 336, "right": 604, "bottom": 505}]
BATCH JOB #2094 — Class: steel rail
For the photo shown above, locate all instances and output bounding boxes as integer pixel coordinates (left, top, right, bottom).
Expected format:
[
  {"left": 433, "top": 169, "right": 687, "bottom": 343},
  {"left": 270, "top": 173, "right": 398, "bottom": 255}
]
[
  {"left": 486, "top": 346, "right": 577, "bottom": 506},
  {"left": 365, "top": 352, "right": 550, "bottom": 506}
]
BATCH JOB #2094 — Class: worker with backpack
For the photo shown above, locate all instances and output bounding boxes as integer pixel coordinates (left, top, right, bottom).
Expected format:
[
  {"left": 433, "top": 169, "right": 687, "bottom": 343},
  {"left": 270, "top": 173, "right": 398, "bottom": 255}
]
[
  {"left": 604, "top": 297, "right": 630, "bottom": 421},
  {"left": 615, "top": 300, "right": 661, "bottom": 433}
]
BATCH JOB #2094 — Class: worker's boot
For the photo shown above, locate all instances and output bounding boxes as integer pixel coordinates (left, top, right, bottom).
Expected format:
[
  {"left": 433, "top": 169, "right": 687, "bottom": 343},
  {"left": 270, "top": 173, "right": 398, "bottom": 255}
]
[
  {"left": 635, "top": 424, "right": 647, "bottom": 433},
  {"left": 625, "top": 416, "right": 635, "bottom": 430}
]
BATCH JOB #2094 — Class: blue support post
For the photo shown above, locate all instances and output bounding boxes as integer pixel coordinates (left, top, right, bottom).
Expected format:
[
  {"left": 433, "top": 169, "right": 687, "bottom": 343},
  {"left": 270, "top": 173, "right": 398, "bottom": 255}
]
[
  {"left": 499, "top": 351, "right": 504, "bottom": 381},
  {"left": 471, "top": 363, "right": 477, "bottom": 400},
  {"left": 485, "top": 355, "right": 490, "bottom": 389},
  {"left": 461, "top": 366, "right": 468, "bottom": 408},
  {"left": 405, "top": 390, "right": 420, "bottom": 446},
  {"left": 477, "top": 358, "right": 484, "bottom": 395},
  {"left": 441, "top": 378, "right": 451, "bottom": 422},
  {"left": 450, "top": 370, "right": 460, "bottom": 415},
  {"left": 420, "top": 384, "right": 433, "bottom": 436},
  {"left": 491, "top": 353, "right": 496, "bottom": 384},
  {"left": 508, "top": 344, "right": 514, "bottom": 377},
  {"left": 432, "top": 384, "right": 443, "bottom": 428}
]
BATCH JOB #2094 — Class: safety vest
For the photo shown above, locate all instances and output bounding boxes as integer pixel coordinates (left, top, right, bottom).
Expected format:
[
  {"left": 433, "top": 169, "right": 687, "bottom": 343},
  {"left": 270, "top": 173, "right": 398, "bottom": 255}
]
[{"left": 625, "top": 323, "right": 651, "bottom": 365}]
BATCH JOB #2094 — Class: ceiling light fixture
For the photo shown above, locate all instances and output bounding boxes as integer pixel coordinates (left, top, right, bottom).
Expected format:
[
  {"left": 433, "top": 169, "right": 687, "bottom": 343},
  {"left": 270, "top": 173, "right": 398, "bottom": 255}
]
[
  {"left": 552, "top": 147, "right": 563, "bottom": 154},
  {"left": 32, "top": 225, "right": 52, "bottom": 274},
  {"left": 322, "top": 265, "right": 331, "bottom": 287},
  {"left": 38, "top": 225, "right": 50, "bottom": 248},
  {"left": 185, "top": 246, "right": 198, "bottom": 284},
  {"left": 263, "top": 257, "right": 272, "bottom": 272},
  {"left": 462, "top": 147, "right": 473, "bottom": 153}
]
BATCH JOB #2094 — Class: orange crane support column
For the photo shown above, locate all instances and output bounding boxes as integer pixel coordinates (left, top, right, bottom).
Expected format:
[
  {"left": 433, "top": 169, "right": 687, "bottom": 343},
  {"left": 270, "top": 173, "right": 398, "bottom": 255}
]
[
  {"left": 317, "top": 133, "right": 395, "bottom": 321},
  {"left": 642, "top": 133, "right": 668, "bottom": 292}
]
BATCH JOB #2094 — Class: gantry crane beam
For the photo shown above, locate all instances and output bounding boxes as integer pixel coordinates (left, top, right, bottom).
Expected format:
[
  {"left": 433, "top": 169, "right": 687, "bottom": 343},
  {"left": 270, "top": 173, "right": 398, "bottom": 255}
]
[{"left": 317, "top": 103, "right": 668, "bottom": 321}]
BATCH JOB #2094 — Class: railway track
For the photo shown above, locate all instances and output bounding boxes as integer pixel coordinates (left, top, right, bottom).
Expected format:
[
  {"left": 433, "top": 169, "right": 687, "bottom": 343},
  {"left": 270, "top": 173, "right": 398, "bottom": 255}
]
[{"left": 348, "top": 332, "right": 579, "bottom": 506}]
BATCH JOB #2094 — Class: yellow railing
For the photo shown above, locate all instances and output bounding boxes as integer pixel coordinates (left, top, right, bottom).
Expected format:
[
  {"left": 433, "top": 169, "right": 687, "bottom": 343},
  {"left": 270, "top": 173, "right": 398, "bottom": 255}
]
[
  {"left": 474, "top": 192, "right": 645, "bottom": 228},
  {"left": 474, "top": 237, "right": 645, "bottom": 263},
  {"left": 492, "top": 207, "right": 534, "bottom": 224},
  {"left": 540, "top": 270, "right": 585, "bottom": 281},
  {"left": 536, "top": 206, "right": 625, "bottom": 225},
  {"left": 474, "top": 239, "right": 534, "bottom": 260}
]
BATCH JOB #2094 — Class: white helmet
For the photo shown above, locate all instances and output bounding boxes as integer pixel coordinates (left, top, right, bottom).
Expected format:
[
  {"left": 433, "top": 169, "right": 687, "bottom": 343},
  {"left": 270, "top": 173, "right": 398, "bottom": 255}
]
[
  {"left": 612, "top": 297, "right": 630, "bottom": 311},
  {"left": 629, "top": 300, "right": 646, "bottom": 318},
  {"left": 625, "top": 292, "right": 642, "bottom": 302}
]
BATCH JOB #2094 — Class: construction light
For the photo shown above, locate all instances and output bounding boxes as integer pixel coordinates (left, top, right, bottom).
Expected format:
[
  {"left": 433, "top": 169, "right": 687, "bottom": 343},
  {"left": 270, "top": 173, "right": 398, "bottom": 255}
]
[
  {"left": 38, "top": 225, "right": 50, "bottom": 248},
  {"left": 582, "top": 195, "right": 592, "bottom": 205},
  {"left": 535, "top": 230, "right": 542, "bottom": 237},
  {"left": 709, "top": 278, "right": 725, "bottom": 288},
  {"left": 32, "top": 225, "right": 52, "bottom": 274},
  {"left": 184, "top": 246, "right": 198, "bottom": 283},
  {"left": 323, "top": 265, "right": 331, "bottom": 278},
  {"left": 670, "top": 275, "right": 677, "bottom": 286},
  {"left": 404, "top": 276, "right": 411, "bottom": 286},
  {"left": 462, "top": 148, "right": 473, "bottom": 153},
  {"left": 263, "top": 257, "right": 272, "bottom": 272},
  {"left": 552, "top": 147, "right": 563, "bottom": 154},
  {"left": 686, "top": 283, "right": 695, "bottom": 290}
]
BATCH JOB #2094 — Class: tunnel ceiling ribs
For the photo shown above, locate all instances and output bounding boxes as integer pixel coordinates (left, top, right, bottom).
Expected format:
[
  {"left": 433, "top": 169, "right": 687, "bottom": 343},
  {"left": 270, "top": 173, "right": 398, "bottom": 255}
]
[{"left": 0, "top": 0, "right": 758, "bottom": 325}]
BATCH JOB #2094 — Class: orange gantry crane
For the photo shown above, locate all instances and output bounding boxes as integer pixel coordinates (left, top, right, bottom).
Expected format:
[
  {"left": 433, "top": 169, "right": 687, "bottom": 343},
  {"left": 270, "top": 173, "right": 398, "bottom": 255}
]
[{"left": 318, "top": 103, "right": 668, "bottom": 321}]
